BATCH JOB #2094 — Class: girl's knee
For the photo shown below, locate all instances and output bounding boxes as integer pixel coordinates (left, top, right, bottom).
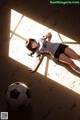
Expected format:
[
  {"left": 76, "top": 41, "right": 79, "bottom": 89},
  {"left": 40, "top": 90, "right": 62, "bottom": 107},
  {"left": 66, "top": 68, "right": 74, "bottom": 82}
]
[
  {"left": 68, "top": 60, "right": 74, "bottom": 66},
  {"left": 78, "top": 55, "right": 80, "bottom": 59},
  {"left": 75, "top": 55, "right": 80, "bottom": 60},
  {"left": 68, "top": 60, "right": 77, "bottom": 69}
]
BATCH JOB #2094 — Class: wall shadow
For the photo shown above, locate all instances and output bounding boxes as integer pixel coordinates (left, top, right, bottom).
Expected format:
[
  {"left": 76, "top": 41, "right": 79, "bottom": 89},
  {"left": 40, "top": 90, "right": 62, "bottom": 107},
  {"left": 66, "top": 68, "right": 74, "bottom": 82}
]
[{"left": 5, "top": 104, "right": 33, "bottom": 120}]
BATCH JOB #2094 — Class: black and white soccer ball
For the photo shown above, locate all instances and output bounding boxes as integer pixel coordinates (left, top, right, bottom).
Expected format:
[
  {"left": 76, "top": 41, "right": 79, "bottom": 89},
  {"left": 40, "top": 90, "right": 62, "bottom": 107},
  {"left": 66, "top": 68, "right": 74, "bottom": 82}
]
[{"left": 5, "top": 82, "right": 31, "bottom": 111}]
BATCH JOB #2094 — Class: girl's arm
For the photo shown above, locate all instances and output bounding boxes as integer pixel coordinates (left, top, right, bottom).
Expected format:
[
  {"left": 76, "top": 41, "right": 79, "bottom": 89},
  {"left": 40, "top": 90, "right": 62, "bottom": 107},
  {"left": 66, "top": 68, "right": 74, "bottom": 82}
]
[
  {"left": 28, "top": 55, "right": 42, "bottom": 73},
  {"left": 42, "top": 32, "right": 52, "bottom": 41}
]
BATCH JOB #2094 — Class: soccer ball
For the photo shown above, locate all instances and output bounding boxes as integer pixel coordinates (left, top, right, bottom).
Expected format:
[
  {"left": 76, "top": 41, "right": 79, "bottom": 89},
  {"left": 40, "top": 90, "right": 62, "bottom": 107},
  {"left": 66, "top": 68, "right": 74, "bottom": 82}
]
[{"left": 5, "top": 82, "right": 31, "bottom": 111}]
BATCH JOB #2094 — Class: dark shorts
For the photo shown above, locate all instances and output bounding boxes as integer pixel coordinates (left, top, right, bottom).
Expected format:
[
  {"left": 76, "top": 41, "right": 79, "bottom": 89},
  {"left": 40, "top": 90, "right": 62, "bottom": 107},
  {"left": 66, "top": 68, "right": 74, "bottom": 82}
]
[{"left": 54, "top": 44, "right": 68, "bottom": 60}]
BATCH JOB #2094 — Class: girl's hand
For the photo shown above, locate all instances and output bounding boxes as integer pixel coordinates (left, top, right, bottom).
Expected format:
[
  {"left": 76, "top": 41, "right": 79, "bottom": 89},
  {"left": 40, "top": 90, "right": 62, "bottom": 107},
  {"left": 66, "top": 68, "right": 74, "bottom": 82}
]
[
  {"left": 28, "top": 56, "right": 42, "bottom": 73},
  {"left": 28, "top": 68, "right": 36, "bottom": 73},
  {"left": 42, "top": 32, "right": 52, "bottom": 41}
]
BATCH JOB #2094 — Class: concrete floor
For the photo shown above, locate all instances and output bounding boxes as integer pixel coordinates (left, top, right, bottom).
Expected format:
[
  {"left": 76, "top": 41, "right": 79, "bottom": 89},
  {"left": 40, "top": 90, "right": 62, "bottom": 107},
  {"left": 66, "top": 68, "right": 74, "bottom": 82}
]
[{"left": 0, "top": 0, "right": 80, "bottom": 120}]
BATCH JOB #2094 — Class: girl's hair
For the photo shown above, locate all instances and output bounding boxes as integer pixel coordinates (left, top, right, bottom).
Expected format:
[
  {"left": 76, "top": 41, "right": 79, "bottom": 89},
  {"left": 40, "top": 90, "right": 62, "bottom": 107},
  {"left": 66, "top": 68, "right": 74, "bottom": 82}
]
[{"left": 25, "top": 38, "right": 37, "bottom": 57}]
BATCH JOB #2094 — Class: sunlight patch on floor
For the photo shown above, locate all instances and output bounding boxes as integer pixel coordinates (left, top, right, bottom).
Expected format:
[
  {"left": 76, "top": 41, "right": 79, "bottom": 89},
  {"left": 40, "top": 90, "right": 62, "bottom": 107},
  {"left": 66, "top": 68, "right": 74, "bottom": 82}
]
[{"left": 9, "top": 9, "right": 80, "bottom": 94}]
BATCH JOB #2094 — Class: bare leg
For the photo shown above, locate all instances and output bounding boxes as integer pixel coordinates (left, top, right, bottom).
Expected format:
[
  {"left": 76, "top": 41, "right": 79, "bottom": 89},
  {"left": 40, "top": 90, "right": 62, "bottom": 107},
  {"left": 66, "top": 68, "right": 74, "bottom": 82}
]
[
  {"left": 64, "top": 47, "right": 80, "bottom": 60},
  {"left": 59, "top": 53, "right": 77, "bottom": 70}
]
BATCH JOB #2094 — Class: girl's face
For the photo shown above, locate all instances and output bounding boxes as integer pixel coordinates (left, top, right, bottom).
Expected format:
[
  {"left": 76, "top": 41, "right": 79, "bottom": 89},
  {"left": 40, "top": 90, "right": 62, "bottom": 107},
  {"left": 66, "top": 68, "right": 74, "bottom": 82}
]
[{"left": 30, "top": 41, "right": 39, "bottom": 49}]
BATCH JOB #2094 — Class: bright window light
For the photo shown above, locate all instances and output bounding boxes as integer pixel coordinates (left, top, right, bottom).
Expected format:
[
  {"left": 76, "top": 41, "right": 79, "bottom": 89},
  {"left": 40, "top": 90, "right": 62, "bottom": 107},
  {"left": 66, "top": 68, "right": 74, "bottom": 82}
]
[
  {"left": 10, "top": 10, "right": 22, "bottom": 31},
  {"left": 9, "top": 9, "right": 80, "bottom": 94}
]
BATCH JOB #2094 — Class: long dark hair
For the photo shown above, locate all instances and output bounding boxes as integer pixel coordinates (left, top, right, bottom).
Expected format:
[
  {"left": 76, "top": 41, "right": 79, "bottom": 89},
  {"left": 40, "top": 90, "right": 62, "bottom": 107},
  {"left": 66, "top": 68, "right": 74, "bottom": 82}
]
[{"left": 25, "top": 38, "right": 37, "bottom": 57}]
